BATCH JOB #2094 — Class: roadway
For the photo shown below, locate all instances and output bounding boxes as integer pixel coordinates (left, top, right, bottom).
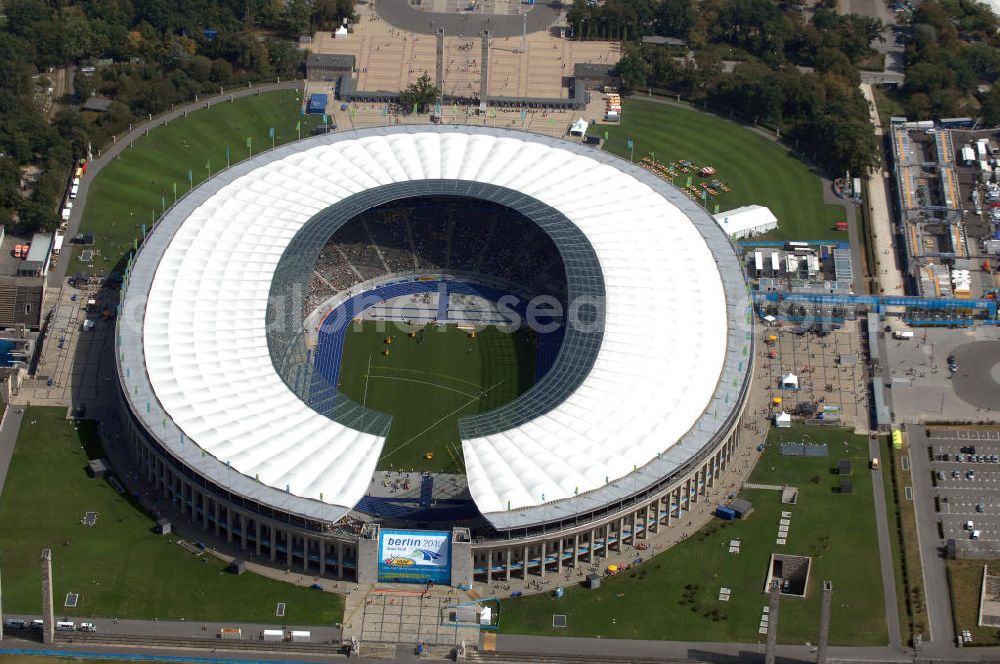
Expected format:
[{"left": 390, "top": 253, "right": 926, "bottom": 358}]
[
  {"left": 870, "top": 437, "right": 905, "bottom": 652},
  {"left": 0, "top": 406, "right": 24, "bottom": 497},
  {"left": 861, "top": 83, "right": 906, "bottom": 297},
  {"left": 372, "top": 0, "right": 562, "bottom": 38}
]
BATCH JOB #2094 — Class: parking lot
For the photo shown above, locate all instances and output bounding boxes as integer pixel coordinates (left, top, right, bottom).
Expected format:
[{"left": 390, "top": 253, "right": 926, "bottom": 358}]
[{"left": 924, "top": 428, "right": 1000, "bottom": 544}]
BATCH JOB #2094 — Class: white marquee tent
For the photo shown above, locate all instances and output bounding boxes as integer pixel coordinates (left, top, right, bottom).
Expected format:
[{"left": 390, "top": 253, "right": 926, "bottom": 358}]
[{"left": 713, "top": 205, "right": 778, "bottom": 239}]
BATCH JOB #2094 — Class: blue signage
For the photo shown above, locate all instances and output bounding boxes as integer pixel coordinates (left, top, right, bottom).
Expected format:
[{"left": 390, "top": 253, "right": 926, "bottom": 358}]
[{"left": 378, "top": 529, "right": 451, "bottom": 585}]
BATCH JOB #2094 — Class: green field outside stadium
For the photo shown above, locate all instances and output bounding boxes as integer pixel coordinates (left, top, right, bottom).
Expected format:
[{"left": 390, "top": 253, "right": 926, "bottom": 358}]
[{"left": 337, "top": 321, "right": 536, "bottom": 473}]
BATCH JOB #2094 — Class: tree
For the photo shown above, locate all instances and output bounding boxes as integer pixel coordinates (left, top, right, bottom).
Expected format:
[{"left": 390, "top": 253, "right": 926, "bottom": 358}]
[
  {"left": 656, "top": 0, "right": 696, "bottom": 38},
  {"left": 399, "top": 72, "right": 438, "bottom": 113},
  {"left": 615, "top": 44, "right": 649, "bottom": 92}
]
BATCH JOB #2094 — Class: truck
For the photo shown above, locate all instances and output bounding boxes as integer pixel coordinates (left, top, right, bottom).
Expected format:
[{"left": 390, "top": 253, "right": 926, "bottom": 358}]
[
  {"left": 290, "top": 630, "right": 311, "bottom": 643},
  {"left": 220, "top": 627, "right": 242, "bottom": 640},
  {"left": 893, "top": 330, "right": 915, "bottom": 340},
  {"left": 53, "top": 234, "right": 64, "bottom": 256},
  {"left": 835, "top": 221, "right": 849, "bottom": 231},
  {"left": 262, "top": 629, "right": 284, "bottom": 642},
  {"left": 870, "top": 457, "right": 880, "bottom": 470}
]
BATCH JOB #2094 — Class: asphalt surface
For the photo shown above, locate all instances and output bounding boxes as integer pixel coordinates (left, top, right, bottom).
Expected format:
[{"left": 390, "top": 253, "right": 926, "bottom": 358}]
[
  {"left": 870, "top": 437, "right": 905, "bottom": 651},
  {"left": 0, "top": 406, "right": 24, "bottom": 497},
  {"left": 373, "top": 0, "right": 561, "bottom": 38},
  {"left": 907, "top": 425, "right": 958, "bottom": 648},
  {"left": 950, "top": 341, "right": 1000, "bottom": 410}
]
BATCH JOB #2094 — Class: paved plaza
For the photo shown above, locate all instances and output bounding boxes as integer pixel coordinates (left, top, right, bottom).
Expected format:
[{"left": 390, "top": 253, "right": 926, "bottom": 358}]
[
  {"left": 354, "top": 591, "right": 480, "bottom": 645},
  {"left": 760, "top": 320, "right": 871, "bottom": 433},
  {"left": 12, "top": 279, "right": 115, "bottom": 410},
  {"left": 307, "top": 3, "right": 618, "bottom": 101}
]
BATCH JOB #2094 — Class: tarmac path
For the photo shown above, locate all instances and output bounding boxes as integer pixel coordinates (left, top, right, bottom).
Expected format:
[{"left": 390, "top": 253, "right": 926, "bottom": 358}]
[{"left": 372, "top": 0, "right": 561, "bottom": 39}]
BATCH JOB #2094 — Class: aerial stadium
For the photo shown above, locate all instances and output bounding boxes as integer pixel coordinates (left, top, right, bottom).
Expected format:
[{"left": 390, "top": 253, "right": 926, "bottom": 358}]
[{"left": 116, "top": 126, "right": 753, "bottom": 587}]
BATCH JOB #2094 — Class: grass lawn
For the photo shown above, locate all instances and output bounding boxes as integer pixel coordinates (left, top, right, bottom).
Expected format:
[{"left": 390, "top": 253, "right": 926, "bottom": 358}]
[
  {"left": 0, "top": 407, "right": 342, "bottom": 625},
  {"left": 74, "top": 89, "right": 322, "bottom": 275},
  {"left": 338, "top": 321, "right": 535, "bottom": 473},
  {"left": 594, "top": 99, "right": 846, "bottom": 241},
  {"left": 947, "top": 559, "right": 1000, "bottom": 646},
  {"left": 499, "top": 424, "right": 887, "bottom": 645}
]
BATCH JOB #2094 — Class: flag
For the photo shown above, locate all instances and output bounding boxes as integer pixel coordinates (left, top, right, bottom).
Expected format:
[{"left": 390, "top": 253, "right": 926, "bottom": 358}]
[
  {"left": 603, "top": 131, "right": 608, "bottom": 140},
  {"left": 626, "top": 139, "right": 634, "bottom": 149},
  {"left": 295, "top": 121, "right": 300, "bottom": 131},
  {"left": 160, "top": 195, "right": 164, "bottom": 210},
  {"left": 246, "top": 137, "right": 252, "bottom": 148},
  {"left": 226, "top": 145, "right": 230, "bottom": 161},
  {"left": 714, "top": 204, "right": 720, "bottom": 214},
  {"left": 187, "top": 169, "right": 193, "bottom": 183},
  {"left": 686, "top": 176, "right": 692, "bottom": 187},
  {"left": 173, "top": 182, "right": 177, "bottom": 197},
  {"left": 268, "top": 127, "right": 275, "bottom": 139},
  {"left": 701, "top": 189, "right": 708, "bottom": 200},
  {"left": 133, "top": 238, "right": 137, "bottom": 251},
  {"left": 205, "top": 159, "right": 210, "bottom": 170},
  {"left": 413, "top": 102, "right": 418, "bottom": 114}
]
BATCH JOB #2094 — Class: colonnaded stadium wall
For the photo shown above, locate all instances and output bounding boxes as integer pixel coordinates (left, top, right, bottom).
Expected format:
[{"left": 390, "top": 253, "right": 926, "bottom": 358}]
[{"left": 116, "top": 374, "right": 751, "bottom": 585}]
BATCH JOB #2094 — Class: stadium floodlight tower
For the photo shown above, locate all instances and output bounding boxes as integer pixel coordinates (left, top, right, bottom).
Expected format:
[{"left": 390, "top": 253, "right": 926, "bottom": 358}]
[{"left": 116, "top": 125, "right": 752, "bottom": 588}]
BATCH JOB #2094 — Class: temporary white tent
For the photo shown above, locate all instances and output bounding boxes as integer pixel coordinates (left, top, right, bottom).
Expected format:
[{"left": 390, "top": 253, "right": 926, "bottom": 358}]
[
  {"left": 334, "top": 25, "right": 348, "bottom": 38},
  {"left": 781, "top": 373, "right": 799, "bottom": 390},
  {"left": 775, "top": 411, "right": 791, "bottom": 428},
  {"left": 713, "top": 205, "right": 778, "bottom": 239},
  {"left": 569, "top": 118, "right": 589, "bottom": 136}
]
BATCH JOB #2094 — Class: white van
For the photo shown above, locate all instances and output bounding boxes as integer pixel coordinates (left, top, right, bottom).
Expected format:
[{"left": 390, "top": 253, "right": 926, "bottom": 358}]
[
  {"left": 69, "top": 183, "right": 79, "bottom": 199},
  {"left": 55, "top": 621, "right": 76, "bottom": 631},
  {"left": 78, "top": 622, "right": 96, "bottom": 632},
  {"left": 972, "top": 530, "right": 982, "bottom": 540},
  {"left": 966, "top": 520, "right": 975, "bottom": 530}
]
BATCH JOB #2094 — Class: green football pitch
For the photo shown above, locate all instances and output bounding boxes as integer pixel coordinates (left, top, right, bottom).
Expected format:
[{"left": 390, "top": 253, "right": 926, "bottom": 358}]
[{"left": 337, "top": 321, "right": 536, "bottom": 473}]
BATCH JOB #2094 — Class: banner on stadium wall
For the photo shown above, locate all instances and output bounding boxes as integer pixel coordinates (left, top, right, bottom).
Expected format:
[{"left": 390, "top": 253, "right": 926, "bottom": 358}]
[{"left": 378, "top": 529, "right": 451, "bottom": 585}]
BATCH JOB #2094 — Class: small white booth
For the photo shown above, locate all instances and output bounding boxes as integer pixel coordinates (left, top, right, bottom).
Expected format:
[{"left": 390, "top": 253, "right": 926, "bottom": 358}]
[{"left": 780, "top": 373, "right": 799, "bottom": 390}]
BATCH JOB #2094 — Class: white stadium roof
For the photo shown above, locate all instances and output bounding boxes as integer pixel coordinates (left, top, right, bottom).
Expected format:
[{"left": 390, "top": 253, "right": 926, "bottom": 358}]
[{"left": 118, "top": 127, "right": 750, "bottom": 529}]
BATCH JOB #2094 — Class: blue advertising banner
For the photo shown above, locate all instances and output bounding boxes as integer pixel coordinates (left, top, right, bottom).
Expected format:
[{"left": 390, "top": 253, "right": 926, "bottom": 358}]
[{"left": 378, "top": 529, "right": 451, "bottom": 585}]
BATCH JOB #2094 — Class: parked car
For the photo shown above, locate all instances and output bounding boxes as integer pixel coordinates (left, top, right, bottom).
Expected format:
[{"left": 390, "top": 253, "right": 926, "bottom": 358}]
[
  {"left": 952, "top": 470, "right": 961, "bottom": 478},
  {"left": 967, "top": 470, "right": 976, "bottom": 480},
  {"left": 937, "top": 470, "right": 946, "bottom": 480}
]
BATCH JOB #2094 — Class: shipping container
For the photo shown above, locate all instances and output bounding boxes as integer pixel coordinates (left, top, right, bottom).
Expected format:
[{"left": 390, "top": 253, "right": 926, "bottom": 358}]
[
  {"left": 290, "top": 630, "right": 311, "bottom": 643},
  {"left": 262, "top": 630, "right": 283, "bottom": 642},
  {"left": 715, "top": 505, "right": 737, "bottom": 520}
]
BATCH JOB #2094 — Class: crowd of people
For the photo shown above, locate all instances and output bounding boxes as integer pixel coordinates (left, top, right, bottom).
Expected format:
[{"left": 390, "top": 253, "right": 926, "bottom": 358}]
[{"left": 304, "top": 198, "right": 568, "bottom": 315}]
